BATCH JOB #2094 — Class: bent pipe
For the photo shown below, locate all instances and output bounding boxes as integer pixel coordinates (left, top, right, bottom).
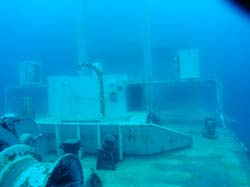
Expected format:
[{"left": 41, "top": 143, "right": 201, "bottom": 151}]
[
  {"left": 0, "top": 144, "right": 84, "bottom": 187},
  {"left": 78, "top": 63, "right": 105, "bottom": 119}
]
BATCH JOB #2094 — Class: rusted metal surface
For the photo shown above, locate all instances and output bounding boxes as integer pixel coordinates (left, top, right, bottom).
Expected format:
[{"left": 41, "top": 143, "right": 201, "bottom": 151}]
[
  {"left": 0, "top": 144, "right": 84, "bottom": 187},
  {"left": 0, "top": 116, "right": 49, "bottom": 159}
]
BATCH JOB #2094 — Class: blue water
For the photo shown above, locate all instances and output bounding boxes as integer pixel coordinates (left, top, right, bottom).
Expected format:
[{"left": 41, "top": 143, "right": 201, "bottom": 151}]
[{"left": 0, "top": 0, "right": 249, "bottom": 148}]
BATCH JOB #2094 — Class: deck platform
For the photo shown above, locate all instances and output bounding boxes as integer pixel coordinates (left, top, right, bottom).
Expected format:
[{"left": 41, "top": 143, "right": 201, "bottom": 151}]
[{"left": 44, "top": 121, "right": 250, "bottom": 187}]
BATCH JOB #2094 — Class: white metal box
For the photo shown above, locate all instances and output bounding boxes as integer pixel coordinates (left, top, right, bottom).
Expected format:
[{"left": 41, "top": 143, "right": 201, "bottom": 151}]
[
  {"left": 20, "top": 61, "right": 42, "bottom": 85},
  {"left": 178, "top": 49, "right": 200, "bottom": 79},
  {"left": 47, "top": 74, "right": 128, "bottom": 122}
]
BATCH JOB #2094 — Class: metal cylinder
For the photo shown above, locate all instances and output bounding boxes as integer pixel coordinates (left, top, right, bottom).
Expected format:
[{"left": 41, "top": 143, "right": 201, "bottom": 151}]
[
  {"left": 203, "top": 117, "right": 218, "bottom": 139},
  {"left": 0, "top": 144, "right": 84, "bottom": 187}
]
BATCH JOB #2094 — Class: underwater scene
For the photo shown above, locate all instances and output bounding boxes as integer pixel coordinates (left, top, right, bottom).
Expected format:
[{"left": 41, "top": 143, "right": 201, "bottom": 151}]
[{"left": 0, "top": 0, "right": 250, "bottom": 187}]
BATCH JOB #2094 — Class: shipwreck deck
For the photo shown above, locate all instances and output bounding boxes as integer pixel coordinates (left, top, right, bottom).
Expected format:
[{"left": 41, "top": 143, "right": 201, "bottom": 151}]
[{"left": 46, "top": 122, "right": 250, "bottom": 187}]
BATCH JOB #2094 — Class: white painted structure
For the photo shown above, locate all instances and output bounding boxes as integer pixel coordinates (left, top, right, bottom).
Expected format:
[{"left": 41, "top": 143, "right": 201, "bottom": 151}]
[
  {"left": 38, "top": 122, "right": 193, "bottom": 158},
  {"left": 178, "top": 49, "right": 200, "bottom": 79},
  {"left": 20, "top": 61, "right": 42, "bottom": 86},
  {"left": 48, "top": 74, "right": 128, "bottom": 122},
  {"left": 6, "top": 61, "right": 225, "bottom": 157}
]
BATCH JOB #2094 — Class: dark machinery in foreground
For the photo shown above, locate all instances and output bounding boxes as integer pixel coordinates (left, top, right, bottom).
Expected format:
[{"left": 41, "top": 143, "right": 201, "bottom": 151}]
[
  {"left": 0, "top": 115, "right": 102, "bottom": 187},
  {"left": 203, "top": 117, "right": 218, "bottom": 139},
  {"left": 0, "top": 114, "right": 49, "bottom": 159},
  {"left": 96, "top": 135, "right": 119, "bottom": 170},
  {"left": 0, "top": 144, "right": 84, "bottom": 187}
]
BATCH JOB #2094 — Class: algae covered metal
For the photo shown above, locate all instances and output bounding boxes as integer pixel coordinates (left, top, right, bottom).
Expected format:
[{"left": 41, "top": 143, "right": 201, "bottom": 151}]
[{"left": 0, "top": 144, "right": 84, "bottom": 187}]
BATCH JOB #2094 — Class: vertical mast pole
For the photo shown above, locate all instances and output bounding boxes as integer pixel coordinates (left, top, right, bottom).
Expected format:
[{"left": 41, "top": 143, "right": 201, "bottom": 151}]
[{"left": 143, "top": 0, "right": 153, "bottom": 111}]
